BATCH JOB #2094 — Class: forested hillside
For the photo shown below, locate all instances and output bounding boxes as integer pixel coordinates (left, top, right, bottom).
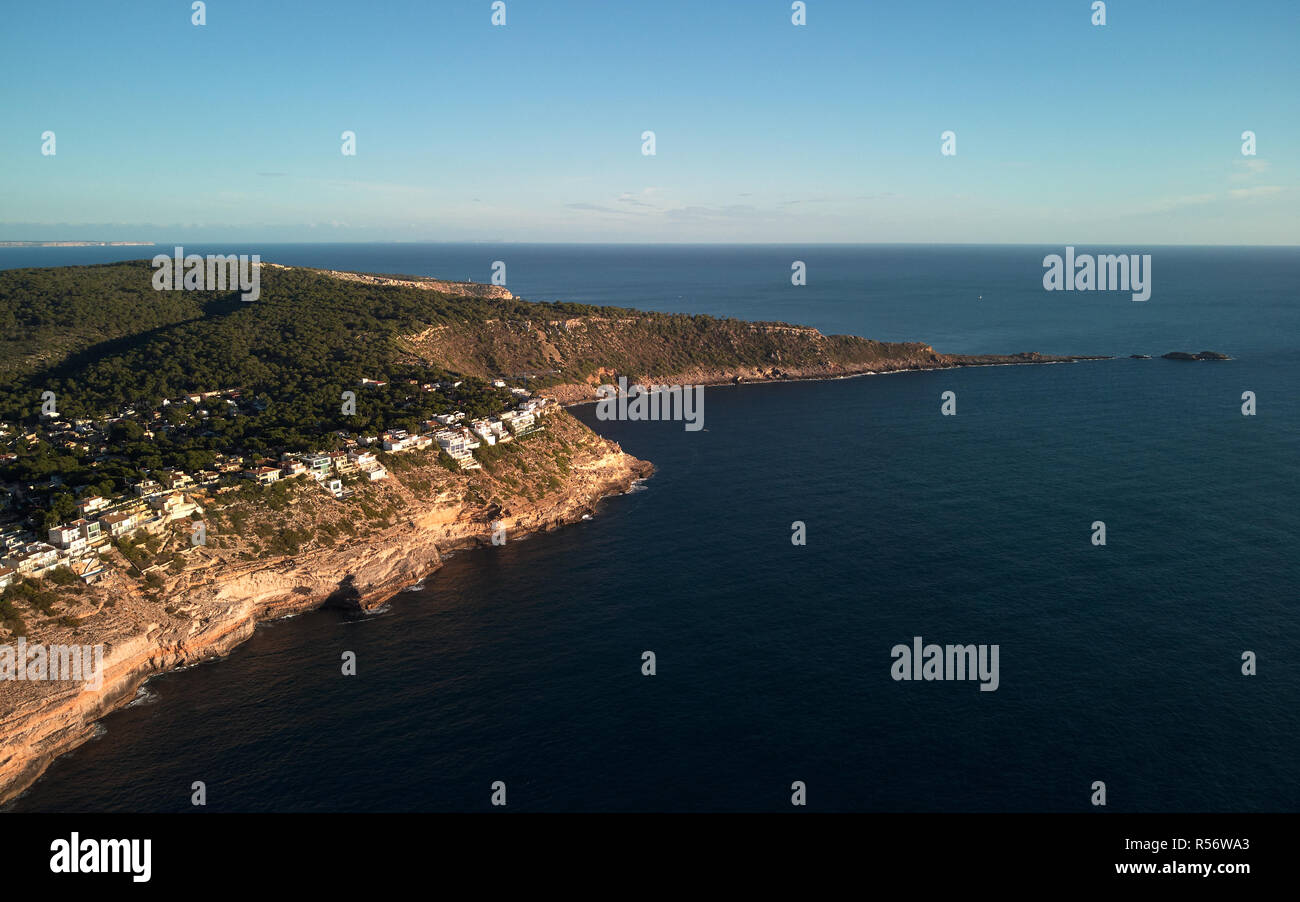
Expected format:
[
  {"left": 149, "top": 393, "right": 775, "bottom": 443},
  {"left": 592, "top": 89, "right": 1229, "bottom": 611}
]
[
  {"left": 0, "top": 262, "right": 612, "bottom": 418},
  {"left": 0, "top": 260, "right": 1073, "bottom": 525},
  {"left": 0, "top": 260, "right": 948, "bottom": 427}
]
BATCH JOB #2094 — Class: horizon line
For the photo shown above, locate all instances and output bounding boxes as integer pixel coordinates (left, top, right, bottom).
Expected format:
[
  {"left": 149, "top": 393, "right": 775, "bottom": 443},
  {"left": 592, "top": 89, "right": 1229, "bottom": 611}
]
[{"left": 2, "top": 240, "right": 1298, "bottom": 249}]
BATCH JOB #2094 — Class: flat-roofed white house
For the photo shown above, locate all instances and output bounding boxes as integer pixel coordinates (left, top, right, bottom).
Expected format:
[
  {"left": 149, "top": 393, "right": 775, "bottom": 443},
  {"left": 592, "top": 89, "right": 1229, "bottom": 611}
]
[
  {"left": 507, "top": 412, "right": 536, "bottom": 435},
  {"left": 382, "top": 431, "right": 417, "bottom": 452},
  {"left": 48, "top": 523, "right": 83, "bottom": 549},
  {"left": 302, "top": 454, "right": 332, "bottom": 479},
  {"left": 470, "top": 420, "right": 497, "bottom": 446},
  {"left": 434, "top": 430, "right": 470, "bottom": 457},
  {"left": 434, "top": 430, "right": 482, "bottom": 470}
]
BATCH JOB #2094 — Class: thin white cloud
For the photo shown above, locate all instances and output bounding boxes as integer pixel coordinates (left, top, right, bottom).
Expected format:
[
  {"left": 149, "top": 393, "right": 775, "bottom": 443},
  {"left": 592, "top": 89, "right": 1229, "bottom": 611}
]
[
  {"left": 1228, "top": 185, "right": 1284, "bottom": 199},
  {"left": 565, "top": 202, "right": 640, "bottom": 216},
  {"left": 1229, "top": 159, "right": 1272, "bottom": 182}
]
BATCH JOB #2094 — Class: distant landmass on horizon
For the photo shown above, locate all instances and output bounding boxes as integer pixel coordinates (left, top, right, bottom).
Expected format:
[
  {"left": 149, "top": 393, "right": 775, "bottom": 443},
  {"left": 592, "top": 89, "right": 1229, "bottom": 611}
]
[{"left": 0, "top": 241, "right": 155, "bottom": 248}]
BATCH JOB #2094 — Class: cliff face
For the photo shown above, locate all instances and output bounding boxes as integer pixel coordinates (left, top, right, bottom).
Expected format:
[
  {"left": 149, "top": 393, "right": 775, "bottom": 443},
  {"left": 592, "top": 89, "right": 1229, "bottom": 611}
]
[
  {"left": 0, "top": 412, "right": 649, "bottom": 805},
  {"left": 397, "top": 314, "right": 1102, "bottom": 405}
]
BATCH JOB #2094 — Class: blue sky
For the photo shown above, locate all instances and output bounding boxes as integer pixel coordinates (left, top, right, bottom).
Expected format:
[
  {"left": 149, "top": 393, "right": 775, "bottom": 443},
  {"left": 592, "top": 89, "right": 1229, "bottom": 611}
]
[{"left": 0, "top": 0, "right": 1295, "bottom": 244}]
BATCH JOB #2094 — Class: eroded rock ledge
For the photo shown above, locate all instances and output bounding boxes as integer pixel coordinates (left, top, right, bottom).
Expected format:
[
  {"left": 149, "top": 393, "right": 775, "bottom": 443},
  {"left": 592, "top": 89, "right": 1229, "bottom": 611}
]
[{"left": 543, "top": 350, "right": 1110, "bottom": 405}]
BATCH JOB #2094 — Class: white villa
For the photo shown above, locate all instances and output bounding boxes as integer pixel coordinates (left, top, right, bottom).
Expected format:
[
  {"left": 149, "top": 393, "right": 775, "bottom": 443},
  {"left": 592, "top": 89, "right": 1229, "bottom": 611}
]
[
  {"left": 505, "top": 411, "right": 537, "bottom": 436},
  {"left": 244, "top": 466, "right": 282, "bottom": 485},
  {"left": 48, "top": 523, "right": 84, "bottom": 549},
  {"left": 348, "top": 449, "right": 377, "bottom": 467},
  {"left": 435, "top": 429, "right": 482, "bottom": 470},
  {"left": 150, "top": 492, "right": 203, "bottom": 521}
]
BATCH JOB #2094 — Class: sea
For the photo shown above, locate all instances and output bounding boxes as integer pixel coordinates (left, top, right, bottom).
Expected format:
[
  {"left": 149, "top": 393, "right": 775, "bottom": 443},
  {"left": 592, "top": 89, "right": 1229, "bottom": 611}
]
[{"left": 2, "top": 244, "right": 1297, "bottom": 812}]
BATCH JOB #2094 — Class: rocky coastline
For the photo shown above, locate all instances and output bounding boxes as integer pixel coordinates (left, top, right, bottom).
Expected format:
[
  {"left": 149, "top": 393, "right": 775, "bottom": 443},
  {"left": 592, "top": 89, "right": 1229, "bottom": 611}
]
[
  {"left": 0, "top": 413, "right": 649, "bottom": 806},
  {"left": 0, "top": 273, "right": 1118, "bottom": 806}
]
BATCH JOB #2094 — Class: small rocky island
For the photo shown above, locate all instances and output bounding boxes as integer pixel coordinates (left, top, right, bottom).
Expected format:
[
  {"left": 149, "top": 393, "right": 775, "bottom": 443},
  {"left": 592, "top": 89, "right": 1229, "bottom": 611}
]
[{"left": 1161, "top": 351, "right": 1232, "bottom": 361}]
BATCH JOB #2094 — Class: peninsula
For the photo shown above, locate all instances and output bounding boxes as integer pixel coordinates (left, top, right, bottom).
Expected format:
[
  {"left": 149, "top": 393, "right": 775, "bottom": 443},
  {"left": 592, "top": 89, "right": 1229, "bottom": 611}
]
[{"left": 0, "top": 261, "right": 1104, "bottom": 804}]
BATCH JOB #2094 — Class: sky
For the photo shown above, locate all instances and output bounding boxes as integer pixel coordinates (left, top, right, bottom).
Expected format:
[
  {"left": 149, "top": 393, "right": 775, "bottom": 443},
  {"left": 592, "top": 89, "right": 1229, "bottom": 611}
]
[{"left": 0, "top": 0, "right": 1296, "bottom": 244}]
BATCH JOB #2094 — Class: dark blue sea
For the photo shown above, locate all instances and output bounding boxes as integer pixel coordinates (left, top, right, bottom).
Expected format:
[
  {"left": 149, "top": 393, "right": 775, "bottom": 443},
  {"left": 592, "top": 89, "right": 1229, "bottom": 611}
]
[{"left": 3, "top": 244, "right": 1297, "bottom": 812}]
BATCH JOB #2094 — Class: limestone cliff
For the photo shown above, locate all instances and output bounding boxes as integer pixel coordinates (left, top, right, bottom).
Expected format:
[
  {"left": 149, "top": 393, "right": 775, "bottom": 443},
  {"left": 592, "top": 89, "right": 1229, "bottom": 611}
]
[{"left": 0, "top": 411, "right": 649, "bottom": 805}]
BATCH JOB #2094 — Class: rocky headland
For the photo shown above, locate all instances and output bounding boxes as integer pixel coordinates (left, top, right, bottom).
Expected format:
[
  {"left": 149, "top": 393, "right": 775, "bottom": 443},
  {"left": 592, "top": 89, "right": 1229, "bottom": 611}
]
[
  {"left": 0, "top": 411, "right": 648, "bottom": 805},
  {"left": 0, "top": 261, "right": 1114, "bottom": 805}
]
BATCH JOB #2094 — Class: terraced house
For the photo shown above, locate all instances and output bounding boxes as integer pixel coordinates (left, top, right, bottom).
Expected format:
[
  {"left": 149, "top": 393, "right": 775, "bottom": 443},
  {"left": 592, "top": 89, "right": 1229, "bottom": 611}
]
[{"left": 2, "top": 542, "right": 58, "bottom": 576}]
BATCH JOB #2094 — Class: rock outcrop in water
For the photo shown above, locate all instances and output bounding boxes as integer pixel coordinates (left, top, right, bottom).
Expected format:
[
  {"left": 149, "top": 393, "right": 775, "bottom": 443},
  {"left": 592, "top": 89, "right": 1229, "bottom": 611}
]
[{"left": 1161, "top": 350, "right": 1231, "bottom": 360}]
